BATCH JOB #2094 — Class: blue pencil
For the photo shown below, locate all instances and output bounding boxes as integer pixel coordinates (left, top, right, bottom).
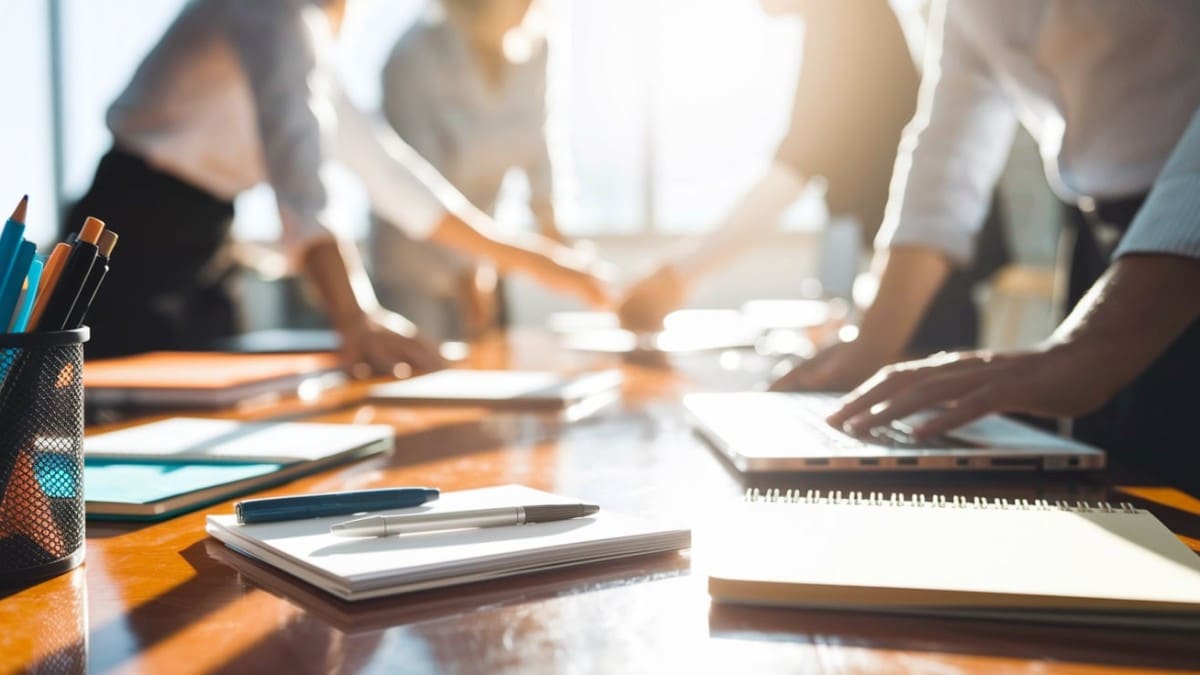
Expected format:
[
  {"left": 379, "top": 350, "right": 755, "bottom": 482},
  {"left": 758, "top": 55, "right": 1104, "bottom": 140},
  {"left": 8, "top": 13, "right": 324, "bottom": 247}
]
[
  {"left": 0, "top": 196, "right": 29, "bottom": 317},
  {"left": 0, "top": 240, "right": 35, "bottom": 329},
  {"left": 10, "top": 257, "right": 43, "bottom": 332}
]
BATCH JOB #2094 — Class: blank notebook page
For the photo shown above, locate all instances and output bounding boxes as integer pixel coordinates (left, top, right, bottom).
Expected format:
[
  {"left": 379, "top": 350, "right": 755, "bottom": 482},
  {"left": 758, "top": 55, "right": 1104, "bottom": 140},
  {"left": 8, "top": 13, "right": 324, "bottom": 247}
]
[{"left": 702, "top": 500, "right": 1200, "bottom": 610}]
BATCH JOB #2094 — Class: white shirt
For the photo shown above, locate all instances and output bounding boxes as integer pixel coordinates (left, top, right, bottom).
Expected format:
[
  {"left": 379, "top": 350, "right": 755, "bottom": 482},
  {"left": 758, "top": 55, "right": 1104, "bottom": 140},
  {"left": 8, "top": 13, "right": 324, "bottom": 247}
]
[
  {"left": 370, "top": 14, "right": 554, "bottom": 295},
  {"left": 878, "top": 0, "right": 1200, "bottom": 265},
  {"left": 107, "top": 0, "right": 469, "bottom": 251}
]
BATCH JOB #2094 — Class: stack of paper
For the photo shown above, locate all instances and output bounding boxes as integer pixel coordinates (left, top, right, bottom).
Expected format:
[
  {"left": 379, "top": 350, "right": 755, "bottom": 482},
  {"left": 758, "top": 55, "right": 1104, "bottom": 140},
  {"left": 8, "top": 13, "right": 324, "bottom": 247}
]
[{"left": 207, "top": 484, "right": 691, "bottom": 600}]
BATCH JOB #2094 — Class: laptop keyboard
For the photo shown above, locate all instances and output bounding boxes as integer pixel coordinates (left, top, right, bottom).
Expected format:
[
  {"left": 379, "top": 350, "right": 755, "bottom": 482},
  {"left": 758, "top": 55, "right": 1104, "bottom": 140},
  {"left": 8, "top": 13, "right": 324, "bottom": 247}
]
[{"left": 770, "top": 394, "right": 959, "bottom": 451}]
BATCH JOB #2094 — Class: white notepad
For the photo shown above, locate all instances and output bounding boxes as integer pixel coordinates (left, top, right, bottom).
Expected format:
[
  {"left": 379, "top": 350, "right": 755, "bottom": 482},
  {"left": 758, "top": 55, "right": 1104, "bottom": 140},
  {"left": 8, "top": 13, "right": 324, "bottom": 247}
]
[
  {"left": 85, "top": 417, "right": 395, "bottom": 464},
  {"left": 207, "top": 485, "right": 691, "bottom": 601},
  {"left": 701, "top": 491, "right": 1200, "bottom": 629},
  {"left": 367, "top": 370, "right": 622, "bottom": 410}
]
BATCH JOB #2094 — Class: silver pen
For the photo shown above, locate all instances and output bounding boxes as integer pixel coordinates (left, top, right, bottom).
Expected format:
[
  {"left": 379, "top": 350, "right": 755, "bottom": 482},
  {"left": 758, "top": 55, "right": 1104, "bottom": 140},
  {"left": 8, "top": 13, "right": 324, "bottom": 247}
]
[{"left": 330, "top": 503, "right": 601, "bottom": 538}]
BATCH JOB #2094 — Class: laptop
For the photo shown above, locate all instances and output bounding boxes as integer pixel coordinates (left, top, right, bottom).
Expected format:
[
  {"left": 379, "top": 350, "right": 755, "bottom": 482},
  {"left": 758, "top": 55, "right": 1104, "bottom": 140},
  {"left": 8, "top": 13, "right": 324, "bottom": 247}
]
[{"left": 684, "top": 392, "right": 1105, "bottom": 472}]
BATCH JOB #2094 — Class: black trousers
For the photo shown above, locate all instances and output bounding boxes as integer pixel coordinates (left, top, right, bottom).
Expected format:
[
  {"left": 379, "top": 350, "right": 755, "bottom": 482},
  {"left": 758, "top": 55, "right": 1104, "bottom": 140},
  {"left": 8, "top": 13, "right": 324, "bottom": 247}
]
[
  {"left": 62, "top": 148, "right": 240, "bottom": 359},
  {"left": 1065, "top": 197, "right": 1200, "bottom": 492}
]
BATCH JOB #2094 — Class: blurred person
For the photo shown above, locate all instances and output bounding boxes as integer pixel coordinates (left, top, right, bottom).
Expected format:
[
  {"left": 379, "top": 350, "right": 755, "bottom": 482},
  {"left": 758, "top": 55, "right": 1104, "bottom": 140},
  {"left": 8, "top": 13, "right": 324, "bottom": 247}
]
[
  {"left": 617, "top": 0, "right": 1009, "bottom": 356},
  {"left": 64, "top": 0, "right": 607, "bottom": 373},
  {"left": 371, "top": 0, "right": 565, "bottom": 341},
  {"left": 773, "top": 1, "right": 1200, "bottom": 487}
]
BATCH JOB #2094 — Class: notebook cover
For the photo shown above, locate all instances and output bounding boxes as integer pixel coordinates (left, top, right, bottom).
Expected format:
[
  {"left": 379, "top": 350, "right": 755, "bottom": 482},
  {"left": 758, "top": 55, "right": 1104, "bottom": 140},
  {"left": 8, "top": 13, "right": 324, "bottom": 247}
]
[
  {"left": 84, "top": 460, "right": 285, "bottom": 520},
  {"left": 84, "top": 352, "right": 343, "bottom": 408}
]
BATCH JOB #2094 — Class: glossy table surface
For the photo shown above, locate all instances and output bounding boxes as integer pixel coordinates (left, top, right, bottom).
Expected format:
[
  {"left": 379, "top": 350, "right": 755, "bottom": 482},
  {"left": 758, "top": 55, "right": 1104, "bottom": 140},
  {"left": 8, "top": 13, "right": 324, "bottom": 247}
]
[{"left": 3, "top": 330, "right": 1199, "bottom": 674}]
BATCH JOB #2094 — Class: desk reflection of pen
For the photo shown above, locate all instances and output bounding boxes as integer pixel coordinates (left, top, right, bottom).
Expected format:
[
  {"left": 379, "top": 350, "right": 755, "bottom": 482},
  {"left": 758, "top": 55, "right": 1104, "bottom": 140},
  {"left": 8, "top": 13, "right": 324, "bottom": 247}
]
[
  {"left": 236, "top": 487, "right": 440, "bottom": 524},
  {"left": 330, "top": 503, "right": 600, "bottom": 538}
]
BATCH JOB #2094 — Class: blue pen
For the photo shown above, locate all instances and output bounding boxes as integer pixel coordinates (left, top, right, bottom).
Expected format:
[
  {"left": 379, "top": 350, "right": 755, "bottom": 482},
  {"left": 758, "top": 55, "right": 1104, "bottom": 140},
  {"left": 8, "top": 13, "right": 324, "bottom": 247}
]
[
  {"left": 0, "top": 240, "right": 35, "bottom": 329},
  {"left": 10, "top": 257, "right": 42, "bottom": 332},
  {"left": 234, "top": 487, "right": 440, "bottom": 524}
]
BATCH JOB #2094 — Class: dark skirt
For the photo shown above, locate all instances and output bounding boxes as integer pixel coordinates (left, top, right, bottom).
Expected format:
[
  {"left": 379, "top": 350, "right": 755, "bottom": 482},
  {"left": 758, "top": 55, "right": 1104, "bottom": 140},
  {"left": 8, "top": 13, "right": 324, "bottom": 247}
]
[{"left": 61, "top": 147, "right": 240, "bottom": 359}]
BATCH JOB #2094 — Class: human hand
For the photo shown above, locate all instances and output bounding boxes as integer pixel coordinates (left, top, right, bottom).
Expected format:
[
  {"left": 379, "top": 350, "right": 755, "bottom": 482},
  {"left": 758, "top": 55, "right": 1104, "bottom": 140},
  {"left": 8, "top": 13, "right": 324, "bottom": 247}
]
[
  {"left": 339, "top": 309, "right": 445, "bottom": 379},
  {"left": 825, "top": 343, "right": 1119, "bottom": 438},
  {"left": 522, "top": 246, "right": 613, "bottom": 308},
  {"left": 616, "top": 265, "right": 687, "bottom": 332},
  {"left": 768, "top": 337, "right": 896, "bottom": 392}
]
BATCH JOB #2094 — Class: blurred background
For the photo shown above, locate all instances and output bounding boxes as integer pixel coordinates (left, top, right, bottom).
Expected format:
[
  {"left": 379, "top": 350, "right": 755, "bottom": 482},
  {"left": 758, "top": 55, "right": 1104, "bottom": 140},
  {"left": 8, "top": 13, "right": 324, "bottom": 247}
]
[{"left": 0, "top": 0, "right": 1062, "bottom": 348}]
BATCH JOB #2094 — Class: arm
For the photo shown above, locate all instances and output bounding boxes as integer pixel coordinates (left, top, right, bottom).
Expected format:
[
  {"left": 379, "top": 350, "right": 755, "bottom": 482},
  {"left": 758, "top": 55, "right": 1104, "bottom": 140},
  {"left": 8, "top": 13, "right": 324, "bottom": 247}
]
[
  {"left": 828, "top": 254, "right": 1200, "bottom": 435},
  {"left": 331, "top": 89, "right": 609, "bottom": 307},
  {"left": 224, "top": 4, "right": 441, "bottom": 374},
  {"left": 301, "top": 237, "right": 443, "bottom": 375},
  {"left": 771, "top": 0, "right": 1019, "bottom": 390},
  {"left": 617, "top": 162, "right": 807, "bottom": 330},
  {"left": 829, "top": 104, "right": 1200, "bottom": 435}
]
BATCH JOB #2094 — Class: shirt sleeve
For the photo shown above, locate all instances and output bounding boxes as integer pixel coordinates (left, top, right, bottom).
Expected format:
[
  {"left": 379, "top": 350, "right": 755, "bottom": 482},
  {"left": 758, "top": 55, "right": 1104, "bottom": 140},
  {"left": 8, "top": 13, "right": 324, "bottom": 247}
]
[
  {"left": 1115, "top": 106, "right": 1200, "bottom": 260},
  {"left": 222, "top": 0, "right": 333, "bottom": 248},
  {"left": 874, "top": 0, "right": 1020, "bottom": 265},
  {"left": 330, "top": 85, "right": 469, "bottom": 240}
]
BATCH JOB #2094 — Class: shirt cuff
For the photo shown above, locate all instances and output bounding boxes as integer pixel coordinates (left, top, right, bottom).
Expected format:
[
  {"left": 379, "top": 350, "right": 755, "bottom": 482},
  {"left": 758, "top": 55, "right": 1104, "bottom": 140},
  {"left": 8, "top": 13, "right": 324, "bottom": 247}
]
[{"left": 1114, "top": 174, "right": 1200, "bottom": 260}]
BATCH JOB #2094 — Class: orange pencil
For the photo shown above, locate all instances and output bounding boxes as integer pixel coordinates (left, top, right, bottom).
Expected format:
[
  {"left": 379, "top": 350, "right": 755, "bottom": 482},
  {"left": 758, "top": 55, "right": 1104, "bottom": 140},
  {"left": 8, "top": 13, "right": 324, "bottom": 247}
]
[{"left": 29, "top": 242, "right": 71, "bottom": 329}]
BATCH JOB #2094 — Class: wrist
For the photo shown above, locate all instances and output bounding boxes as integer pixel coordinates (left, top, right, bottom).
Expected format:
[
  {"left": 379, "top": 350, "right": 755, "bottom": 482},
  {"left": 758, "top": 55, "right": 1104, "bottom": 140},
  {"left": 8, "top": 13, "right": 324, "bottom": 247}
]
[{"left": 1034, "top": 335, "right": 1128, "bottom": 402}]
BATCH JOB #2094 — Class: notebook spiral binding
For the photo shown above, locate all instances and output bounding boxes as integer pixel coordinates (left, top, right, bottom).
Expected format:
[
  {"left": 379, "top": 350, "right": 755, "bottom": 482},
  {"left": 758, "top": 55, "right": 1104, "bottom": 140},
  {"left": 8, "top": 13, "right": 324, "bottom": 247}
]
[{"left": 744, "top": 488, "right": 1139, "bottom": 514}]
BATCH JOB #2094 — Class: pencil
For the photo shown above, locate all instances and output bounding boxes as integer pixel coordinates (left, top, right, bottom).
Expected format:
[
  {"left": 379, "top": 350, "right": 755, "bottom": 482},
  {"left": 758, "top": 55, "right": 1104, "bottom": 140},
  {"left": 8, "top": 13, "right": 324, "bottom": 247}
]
[
  {"left": 9, "top": 195, "right": 27, "bottom": 223},
  {"left": 29, "top": 242, "right": 71, "bottom": 330},
  {"left": 9, "top": 257, "right": 43, "bottom": 332},
  {"left": 0, "top": 240, "right": 36, "bottom": 330},
  {"left": 0, "top": 196, "right": 29, "bottom": 314}
]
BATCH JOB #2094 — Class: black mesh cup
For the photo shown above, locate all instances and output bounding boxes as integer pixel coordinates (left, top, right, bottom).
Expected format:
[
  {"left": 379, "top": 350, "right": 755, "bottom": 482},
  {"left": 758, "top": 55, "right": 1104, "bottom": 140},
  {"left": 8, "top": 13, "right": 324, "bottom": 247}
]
[{"left": 0, "top": 328, "right": 88, "bottom": 586}]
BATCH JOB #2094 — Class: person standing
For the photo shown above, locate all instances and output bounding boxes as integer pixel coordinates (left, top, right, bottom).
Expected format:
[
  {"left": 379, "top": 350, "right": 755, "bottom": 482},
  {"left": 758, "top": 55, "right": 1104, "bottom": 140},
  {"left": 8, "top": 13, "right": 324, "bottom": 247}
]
[
  {"left": 781, "top": 1, "right": 1200, "bottom": 489},
  {"left": 371, "top": 0, "right": 565, "bottom": 342},
  {"left": 65, "top": 0, "right": 607, "bottom": 372},
  {"left": 617, "top": 0, "right": 1009, "bottom": 356}
]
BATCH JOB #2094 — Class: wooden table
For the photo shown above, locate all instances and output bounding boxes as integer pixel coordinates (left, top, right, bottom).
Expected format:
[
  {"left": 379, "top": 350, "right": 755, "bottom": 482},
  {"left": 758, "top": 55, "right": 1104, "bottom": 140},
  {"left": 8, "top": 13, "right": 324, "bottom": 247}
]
[{"left": 3, "top": 330, "right": 1199, "bottom": 674}]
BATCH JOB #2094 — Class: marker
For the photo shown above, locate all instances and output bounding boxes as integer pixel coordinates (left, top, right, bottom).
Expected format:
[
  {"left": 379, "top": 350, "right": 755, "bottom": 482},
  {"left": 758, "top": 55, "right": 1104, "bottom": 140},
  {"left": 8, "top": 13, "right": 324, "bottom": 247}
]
[
  {"left": 36, "top": 217, "right": 104, "bottom": 331},
  {"left": 29, "top": 242, "right": 71, "bottom": 330},
  {"left": 9, "top": 257, "right": 43, "bottom": 332},
  {"left": 235, "top": 487, "right": 441, "bottom": 525},
  {"left": 0, "top": 240, "right": 35, "bottom": 330},
  {"left": 66, "top": 229, "right": 118, "bottom": 329}
]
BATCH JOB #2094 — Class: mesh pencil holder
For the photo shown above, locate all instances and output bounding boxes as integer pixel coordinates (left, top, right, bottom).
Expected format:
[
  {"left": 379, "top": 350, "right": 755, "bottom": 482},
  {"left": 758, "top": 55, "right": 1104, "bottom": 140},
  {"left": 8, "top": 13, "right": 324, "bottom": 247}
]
[{"left": 0, "top": 328, "right": 88, "bottom": 586}]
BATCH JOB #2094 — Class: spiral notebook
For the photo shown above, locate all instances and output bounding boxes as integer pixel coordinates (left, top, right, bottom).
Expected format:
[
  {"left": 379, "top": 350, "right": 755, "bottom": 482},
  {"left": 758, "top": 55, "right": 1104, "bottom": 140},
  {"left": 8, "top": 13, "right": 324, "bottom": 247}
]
[{"left": 702, "top": 491, "right": 1200, "bottom": 630}]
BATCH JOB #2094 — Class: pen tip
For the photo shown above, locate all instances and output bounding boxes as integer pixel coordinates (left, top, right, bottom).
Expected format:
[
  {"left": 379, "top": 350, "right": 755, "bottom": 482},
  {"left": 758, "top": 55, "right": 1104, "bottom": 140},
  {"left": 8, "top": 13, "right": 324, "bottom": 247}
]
[
  {"left": 583, "top": 504, "right": 600, "bottom": 516},
  {"left": 10, "top": 195, "right": 27, "bottom": 223}
]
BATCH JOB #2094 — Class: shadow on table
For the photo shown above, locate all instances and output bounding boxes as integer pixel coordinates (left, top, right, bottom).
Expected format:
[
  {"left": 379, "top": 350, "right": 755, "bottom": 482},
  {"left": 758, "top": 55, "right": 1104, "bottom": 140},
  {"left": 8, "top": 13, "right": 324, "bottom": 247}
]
[
  {"left": 205, "top": 538, "right": 690, "bottom": 634},
  {"left": 709, "top": 603, "right": 1200, "bottom": 671}
]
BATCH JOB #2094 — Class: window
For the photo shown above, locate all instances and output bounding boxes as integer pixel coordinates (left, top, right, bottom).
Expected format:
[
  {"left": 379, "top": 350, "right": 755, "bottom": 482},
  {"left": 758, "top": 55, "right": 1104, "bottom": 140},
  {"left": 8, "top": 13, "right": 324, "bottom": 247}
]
[{"left": 6, "top": 0, "right": 805, "bottom": 245}]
